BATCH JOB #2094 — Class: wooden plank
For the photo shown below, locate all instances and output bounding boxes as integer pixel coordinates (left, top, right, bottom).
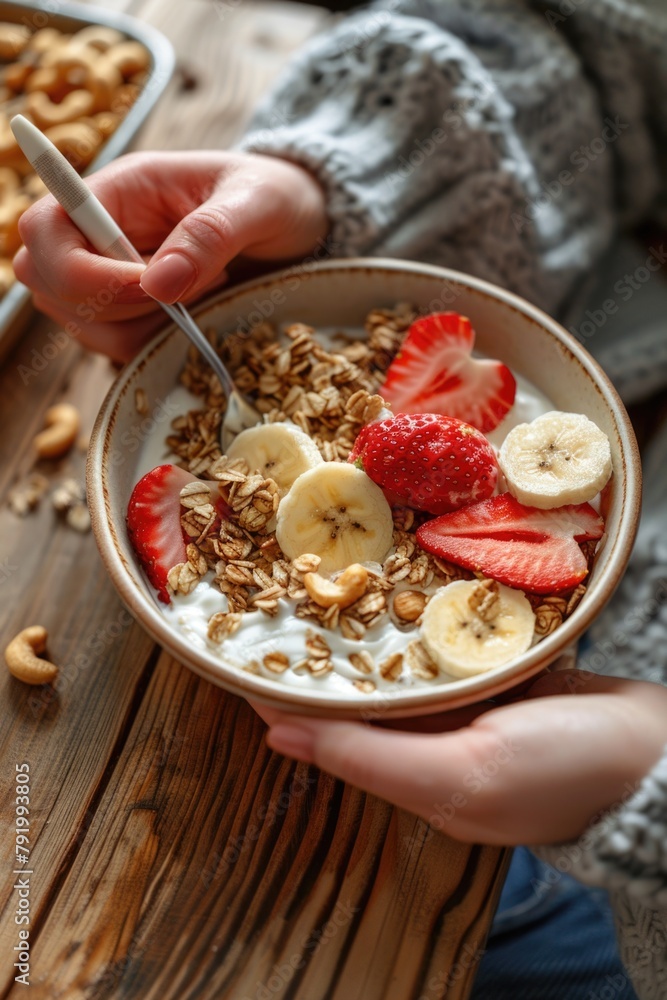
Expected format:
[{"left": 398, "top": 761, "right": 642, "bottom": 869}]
[
  {"left": 0, "top": 325, "right": 158, "bottom": 997},
  {"left": 5, "top": 664, "right": 508, "bottom": 999}
]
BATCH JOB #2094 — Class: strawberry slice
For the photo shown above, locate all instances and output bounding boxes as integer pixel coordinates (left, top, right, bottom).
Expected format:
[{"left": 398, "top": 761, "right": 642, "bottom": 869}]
[
  {"left": 416, "top": 493, "right": 604, "bottom": 593},
  {"left": 127, "top": 464, "right": 203, "bottom": 604},
  {"left": 380, "top": 312, "right": 516, "bottom": 433}
]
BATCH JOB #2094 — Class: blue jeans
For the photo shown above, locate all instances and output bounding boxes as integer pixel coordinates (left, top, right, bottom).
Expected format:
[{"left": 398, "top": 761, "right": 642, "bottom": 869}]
[{"left": 471, "top": 848, "right": 638, "bottom": 1000}]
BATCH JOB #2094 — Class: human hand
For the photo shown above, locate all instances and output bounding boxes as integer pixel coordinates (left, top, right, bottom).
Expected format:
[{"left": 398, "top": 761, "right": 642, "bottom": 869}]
[
  {"left": 257, "top": 672, "right": 667, "bottom": 845},
  {"left": 14, "top": 150, "right": 329, "bottom": 361}
]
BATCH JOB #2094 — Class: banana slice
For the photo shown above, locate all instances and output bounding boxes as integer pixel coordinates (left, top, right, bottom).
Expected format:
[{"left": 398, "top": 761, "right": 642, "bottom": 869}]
[
  {"left": 226, "top": 423, "right": 323, "bottom": 497},
  {"left": 276, "top": 464, "right": 394, "bottom": 573},
  {"left": 420, "top": 579, "right": 535, "bottom": 678},
  {"left": 498, "top": 410, "right": 612, "bottom": 509}
]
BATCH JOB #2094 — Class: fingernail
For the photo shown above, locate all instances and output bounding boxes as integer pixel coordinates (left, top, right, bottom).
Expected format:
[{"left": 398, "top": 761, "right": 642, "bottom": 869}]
[
  {"left": 114, "top": 282, "right": 151, "bottom": 305},
  {"left": 267, "top": 724, "right": 315, "bottom": 762},
  {"left": 140, "top": 253, "right": 196, "bottom": 303}
]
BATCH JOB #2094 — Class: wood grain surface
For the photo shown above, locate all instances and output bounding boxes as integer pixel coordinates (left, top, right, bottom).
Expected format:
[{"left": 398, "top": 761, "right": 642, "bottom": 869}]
[{"left": 0, "top": 2, "right": 510, "bottom": 998}]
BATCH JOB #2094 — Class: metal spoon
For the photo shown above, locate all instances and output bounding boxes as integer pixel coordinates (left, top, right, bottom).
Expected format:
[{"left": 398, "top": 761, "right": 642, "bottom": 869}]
[{"left": 10, "top": 114, "right": 261, "bottom": 451}]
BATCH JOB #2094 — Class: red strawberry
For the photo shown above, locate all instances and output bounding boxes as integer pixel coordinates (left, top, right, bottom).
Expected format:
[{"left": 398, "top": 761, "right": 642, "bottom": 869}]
[
  {"left": 380, "top": 312, "right": 516, "bottom": 433},
  {"left": 416, "top": 493, "right": 604, "bottom": 593},
  {"left": 349, "top": 413, "right": 498, "bottom": 515},
  {"left": 127, "top": 464, "right": 203, "bottom": 604}
]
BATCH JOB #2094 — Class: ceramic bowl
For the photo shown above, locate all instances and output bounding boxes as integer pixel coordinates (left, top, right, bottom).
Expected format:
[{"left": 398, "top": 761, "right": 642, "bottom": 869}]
[{"left": 87, "top": 258, "right": 641, "bottom": 719}]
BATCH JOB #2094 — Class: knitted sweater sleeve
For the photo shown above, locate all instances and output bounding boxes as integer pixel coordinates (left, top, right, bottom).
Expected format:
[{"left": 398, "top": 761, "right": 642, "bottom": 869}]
[{"left": 239, "top": 1, "right": 617, "bottom": 318}]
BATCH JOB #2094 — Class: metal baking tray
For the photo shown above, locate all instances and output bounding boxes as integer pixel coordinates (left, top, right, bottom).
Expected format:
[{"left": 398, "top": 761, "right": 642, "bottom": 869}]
[{"left": 0, "top": 0, "right": 175, "bottom": 361}]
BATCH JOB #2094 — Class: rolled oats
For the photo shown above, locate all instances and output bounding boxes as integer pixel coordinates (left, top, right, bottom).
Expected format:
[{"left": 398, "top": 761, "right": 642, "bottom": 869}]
[
  {"left": 134, "top": 387, "right": 149, "bottom": 416},
  {"left": 349, "top": 650, "right": 374, "bottom": 674},
  {"left": 380, "top": 652, "right": 403, "bottom": 681},
  {"left": 163, "top": 305, "right": 598, "bottom": 693},
  {"left": 353, "top": 679, "right": 376, "bottom": 694},
  {"left": 207, "top": 611, "right": 243, "bottom": 642},
  {"left": 406, "top": 641, "right": 439, "bottom": 679},
  {"left": 263, "top": 651, "right": 289, "bottom": 673}
]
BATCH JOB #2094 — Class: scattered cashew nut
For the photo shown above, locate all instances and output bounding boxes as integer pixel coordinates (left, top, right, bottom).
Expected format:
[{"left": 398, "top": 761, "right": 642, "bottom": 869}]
[
  {"left": 5, "top": 626, "right": 58, "bottom": 685},
  {"left": 304, "top": 564, "right": 369, "bottom": 610},
  {"left": 33, "top": 403, "right": 80, "bottom": 459}
]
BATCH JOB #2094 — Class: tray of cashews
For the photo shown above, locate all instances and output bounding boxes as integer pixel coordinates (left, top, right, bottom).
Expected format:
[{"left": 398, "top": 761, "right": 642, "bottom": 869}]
[{"left": 0, "top": 0, "right": 174, "bottom": 360}]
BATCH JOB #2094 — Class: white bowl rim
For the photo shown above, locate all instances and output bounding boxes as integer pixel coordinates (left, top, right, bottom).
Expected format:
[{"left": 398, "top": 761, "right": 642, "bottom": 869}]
[{"left": 87, "top": 257, "right": 641, "bottom": 718}]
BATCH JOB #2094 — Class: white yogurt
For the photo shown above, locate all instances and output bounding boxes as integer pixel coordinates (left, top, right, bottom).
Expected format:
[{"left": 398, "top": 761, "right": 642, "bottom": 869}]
[{"left": 135, "top": 347, "right": 553, "bottom": 694}]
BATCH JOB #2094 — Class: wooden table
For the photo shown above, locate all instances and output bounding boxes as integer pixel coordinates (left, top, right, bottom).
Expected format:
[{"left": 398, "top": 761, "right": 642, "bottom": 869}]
[{"left": 0, "top": 3, "right": 510, "bottom": 997}]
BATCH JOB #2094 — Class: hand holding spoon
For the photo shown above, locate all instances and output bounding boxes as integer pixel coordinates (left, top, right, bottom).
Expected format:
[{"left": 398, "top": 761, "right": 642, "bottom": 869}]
[{"left": 10, "top": 114, "right": 261, "bottom": 450}]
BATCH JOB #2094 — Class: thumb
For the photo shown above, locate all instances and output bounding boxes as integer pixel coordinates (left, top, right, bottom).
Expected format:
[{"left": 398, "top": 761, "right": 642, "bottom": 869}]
[
  {"left": 139, "top": 191, "right": 263, "bottom": 304},
  {"left": 524, "top": 668, "right": 629, "bottom": 699}
]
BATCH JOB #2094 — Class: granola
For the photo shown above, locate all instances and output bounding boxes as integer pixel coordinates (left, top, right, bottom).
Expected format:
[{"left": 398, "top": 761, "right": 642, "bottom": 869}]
[{"left": 153, "top": 307, "right": 596, "bottom": 693}]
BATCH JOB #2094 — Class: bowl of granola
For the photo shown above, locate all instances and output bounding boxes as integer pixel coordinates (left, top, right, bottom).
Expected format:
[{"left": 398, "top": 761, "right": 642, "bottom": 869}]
[{"left": 87, "top": 258, "right": 641, "bottom": 718}]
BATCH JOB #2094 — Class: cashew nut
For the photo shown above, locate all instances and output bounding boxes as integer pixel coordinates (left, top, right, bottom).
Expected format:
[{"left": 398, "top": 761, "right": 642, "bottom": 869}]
[
  {"left": 304, "top": 564, "right": 369, "bottom": 610},
  {"left": 87, "top": 57, "right": 122, "bottom": 112},
  {"left": 0, "top": 166, "right": 19, "bottom": 197},
  {"left": 91, "top": 110, "right": 122, "bottom": 139},
  {"left": 106, "top": 40, "right": 150, "bottom": 78},
  {"left": 0, "top": 22, "right": 30, "bottom": 62},
  {"left": 0, "top": 114, "right": 28, "bottom": 172},
  {"left": 5, "top": 626, "right": 58, "bottom": 685},
  {"left": 110, "top": 82, "right": 140, "bottom": 117},
  {"left": 26, "top": 28, "right": 66, "bottom": 56},
  {"left": 71, "top": 25, "right": 124, "bottom": 52},
  {"left": 0, "top": 257, "right": 14, "bottom": 295},
  {"left": 33, "top": 403, "right": 80, "bottom": 459},
  {"left": 0, "top": 192, "right": 31, "bottom": 255},
  {"left": 42, "top": 42, "right": 97, "bottom": 72},
  {"left": 27, "top": 88, "right": 95, "bottom": 129},
  {"left": 3, "top": 55, "right": 37, "bottom": 92},
  {"left": 25, "top": 66, "right": 73, "bottom": 101},
  {"left": 44, "top": 121, "right": 102, "bottom": 169},
  {"left": 22, "top": 173, "right": 47, "bottom": 199}
]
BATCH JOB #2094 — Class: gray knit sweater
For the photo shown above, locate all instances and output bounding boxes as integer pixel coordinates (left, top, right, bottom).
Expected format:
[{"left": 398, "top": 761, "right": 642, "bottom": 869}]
[{"left": 240, "top": 2, "right": 667, "bottom": 996}]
